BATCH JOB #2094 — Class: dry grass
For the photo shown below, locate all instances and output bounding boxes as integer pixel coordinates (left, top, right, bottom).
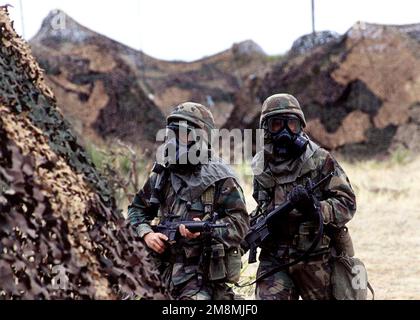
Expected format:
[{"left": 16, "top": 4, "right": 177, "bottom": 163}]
[
  {"left": 342, "top": 155, "right": 420, "bottom": 299},
  {"left": 233, "top": 153, "right": 420, "bottom": 300},
  {"left": 116, "top": 151, "right": 420, "bottom": 299}
]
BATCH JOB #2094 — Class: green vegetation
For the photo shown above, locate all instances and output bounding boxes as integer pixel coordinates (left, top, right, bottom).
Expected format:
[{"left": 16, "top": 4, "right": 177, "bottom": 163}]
[
  {"left": 85, "top": 142, "right": 107, "bottom": 170},
  {"left": 265, "top": 53, "right": 286, "bottom": 63},
  {"left": 85, "top": 141, "right": 151, "bottom": 212},
  {"left": 389, "top": 146, "right": 412, "bottom": 166}
]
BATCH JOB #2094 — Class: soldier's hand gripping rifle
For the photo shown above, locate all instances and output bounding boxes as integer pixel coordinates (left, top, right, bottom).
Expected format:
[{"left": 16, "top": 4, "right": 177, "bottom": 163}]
[
  {"left": 241, "top": 172, "right": 334, "bottom": 264},
  {"left": 152, "top": 213, "right": 229, "bottom": 244}
]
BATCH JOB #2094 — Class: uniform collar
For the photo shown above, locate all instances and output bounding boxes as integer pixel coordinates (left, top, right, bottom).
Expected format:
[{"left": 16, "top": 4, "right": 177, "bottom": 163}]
[{"left": 170, "top": 157, "right": 238, "bottom": 202}]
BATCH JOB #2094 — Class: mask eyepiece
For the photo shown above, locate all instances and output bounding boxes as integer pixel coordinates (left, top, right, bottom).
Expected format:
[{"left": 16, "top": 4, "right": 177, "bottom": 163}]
[
  {"left": 166, "top": 121, "right": 198, "bottom": 146},
  {"left": 266, "top": 116, "right": 302, "bottom": 135}
]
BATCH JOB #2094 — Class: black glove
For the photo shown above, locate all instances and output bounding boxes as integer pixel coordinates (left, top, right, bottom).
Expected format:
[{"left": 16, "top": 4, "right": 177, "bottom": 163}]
[{"left": 288, "top": 185, "right": 319, "bottom": 219}]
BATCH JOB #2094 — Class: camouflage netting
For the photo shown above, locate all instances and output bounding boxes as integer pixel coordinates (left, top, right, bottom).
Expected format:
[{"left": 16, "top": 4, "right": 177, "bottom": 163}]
[
  {"left": 290, "top": 31, "right": 340, "bottom": 56},
  {"left": 249, "top": 22, "right": 420, "bottom": 158},
  {"left": 0, "top": 8, "right": 166, "bottom": 299}
]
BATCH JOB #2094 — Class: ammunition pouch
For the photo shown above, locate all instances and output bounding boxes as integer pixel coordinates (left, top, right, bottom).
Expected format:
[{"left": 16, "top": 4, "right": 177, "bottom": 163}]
[
  {"left": 330, "top": 226, "right": 355, "bottom": 257},
  {"left": 208, "top": 243, "right": 226, "bottom": 281},
  {"left": 293, "top": 222, "right": 330, "bottom": 252},
  {"left": 184, "top": 245, "right": 202, "bottom": 263},
  {"left": 207, "top": 243, "right": 243, "bottom": 284},
  {"left": 225, "top": 246, "right": 243, "bottom": 284}
]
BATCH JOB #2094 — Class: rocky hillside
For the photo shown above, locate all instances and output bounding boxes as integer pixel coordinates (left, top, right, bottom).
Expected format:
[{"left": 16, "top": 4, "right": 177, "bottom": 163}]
[
  {"left": 250, "top": 22, "right": 420, "bottom": 157},
  {"left": 30, "top": 11, "right": 420, "bottom": 158},
  {"left": 0, "top": 8, "right": 166, "bottom": 299},
  {"left": 30, "top": 10, "right": 166, "bottom": 149},
  {"left": 30, "top": 10, "right": 273, "bottom": 145}
]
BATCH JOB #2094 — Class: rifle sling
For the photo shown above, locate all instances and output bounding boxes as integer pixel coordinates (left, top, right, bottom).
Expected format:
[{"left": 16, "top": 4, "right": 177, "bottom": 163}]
[
  {"left": 235, "top": 172, "right": 335, "bottom": 288},
  {"left": 235, "top": 206, "right": 324, "bottom": 288}
]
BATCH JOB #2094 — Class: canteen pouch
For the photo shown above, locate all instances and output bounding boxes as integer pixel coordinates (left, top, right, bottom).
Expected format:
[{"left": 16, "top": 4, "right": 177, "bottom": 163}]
[
  {"left": 331, "top": 254, "right": 374, "bottom": 300},
  {"left": 208, "top": 243, "right": 227, "bottom": 281},
  {"left": 331, "top": 226, "right": 355, "bottom": 257}
]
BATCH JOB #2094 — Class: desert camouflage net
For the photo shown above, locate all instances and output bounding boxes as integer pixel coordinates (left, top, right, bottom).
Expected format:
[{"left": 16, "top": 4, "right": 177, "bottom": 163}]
[
  {"left": 0, "top": 8, "right": 166, "bottom": 299},
  {"left": 255, "top": 22, "right": 420, "bottom": 157}
]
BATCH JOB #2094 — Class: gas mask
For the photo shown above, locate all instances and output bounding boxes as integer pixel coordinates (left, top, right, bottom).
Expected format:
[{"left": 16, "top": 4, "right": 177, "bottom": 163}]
[
  {"left": 264, "top": 115, "right": 308, "bottom": 159},
  {"left": 163, "top": 121, "right": 209, "bottom": 172}
]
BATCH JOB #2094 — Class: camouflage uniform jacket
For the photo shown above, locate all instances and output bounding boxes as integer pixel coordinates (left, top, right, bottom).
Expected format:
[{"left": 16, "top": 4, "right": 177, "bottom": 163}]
[
  {"left": 252, "top": 139, "right": 356, "bottom": 259},
  {"left": 127, "top": 159, "right": 249, "bottom": 287}
]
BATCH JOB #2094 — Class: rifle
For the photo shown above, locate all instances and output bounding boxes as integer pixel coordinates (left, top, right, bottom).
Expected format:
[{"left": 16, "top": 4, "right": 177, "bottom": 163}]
[
  {"left": 152, "top": 214, "right": 229, "bottom": 244},
  {"left": 241, "top": 172, "right": 334, "bottom": 264}
]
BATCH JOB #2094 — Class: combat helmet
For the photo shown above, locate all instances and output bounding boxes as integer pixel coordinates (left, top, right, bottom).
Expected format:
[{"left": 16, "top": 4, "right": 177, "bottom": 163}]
[
  {"left": 167, "top": 102, "right": 215, "bottom": 138},
  {"left": 260, "top": 94, "right": 307, "bottom": 128}
]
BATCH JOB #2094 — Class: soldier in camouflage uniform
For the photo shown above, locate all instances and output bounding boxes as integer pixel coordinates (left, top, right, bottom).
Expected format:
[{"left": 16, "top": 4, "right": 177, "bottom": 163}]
[
  {"left": 128, "top": 102, "right": 249, "bottom": 300},
  {"left": 252, "top": 94, "right": 356, "bottom": 300}
]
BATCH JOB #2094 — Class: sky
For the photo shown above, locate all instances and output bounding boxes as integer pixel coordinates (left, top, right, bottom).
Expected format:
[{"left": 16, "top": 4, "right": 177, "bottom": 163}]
[{"left": 6, "top": 0, "right": 420, "bottom": 61}]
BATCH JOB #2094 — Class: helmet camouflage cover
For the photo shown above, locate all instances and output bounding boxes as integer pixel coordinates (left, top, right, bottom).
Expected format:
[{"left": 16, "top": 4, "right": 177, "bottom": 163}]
[
  {"left": 167, "top": 102, "right": 215, "bottom": 137},
  {"left": 260, "top": 94, "right": 307, "bottom": 128}
]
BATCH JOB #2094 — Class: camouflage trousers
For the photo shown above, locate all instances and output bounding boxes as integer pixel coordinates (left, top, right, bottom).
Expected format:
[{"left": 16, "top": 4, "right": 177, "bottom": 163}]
[
  {"left": 171, "top": 276, "right": 235, "bottom": 300},
  {"left": 255, "top": 252, "right": 332, "bottom": 300},
  {"left": 154, "top": 253, "right": 235, "bottom": 300}
]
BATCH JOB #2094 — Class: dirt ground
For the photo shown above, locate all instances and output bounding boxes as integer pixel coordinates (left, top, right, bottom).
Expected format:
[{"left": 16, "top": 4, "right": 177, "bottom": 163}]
[{"left": 234, "top": 154, "right": 420, "bottom": 300}]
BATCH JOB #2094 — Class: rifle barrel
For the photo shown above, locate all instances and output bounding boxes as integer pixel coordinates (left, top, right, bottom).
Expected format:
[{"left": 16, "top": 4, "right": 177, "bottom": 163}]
[{"left": 183, "top": 222, "right": 229, "bottom": 233}]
